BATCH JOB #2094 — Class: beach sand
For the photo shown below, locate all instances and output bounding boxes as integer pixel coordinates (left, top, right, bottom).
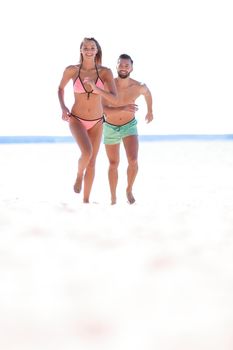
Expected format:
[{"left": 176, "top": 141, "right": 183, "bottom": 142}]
[{"left": 0, "top": 141, "right": 233, "bottom": 350}]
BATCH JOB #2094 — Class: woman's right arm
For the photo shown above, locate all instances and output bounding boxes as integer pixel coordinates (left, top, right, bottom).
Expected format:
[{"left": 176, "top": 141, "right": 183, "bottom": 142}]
[{"left": 58, "top": 65, "right": 76, "bottom": 121}]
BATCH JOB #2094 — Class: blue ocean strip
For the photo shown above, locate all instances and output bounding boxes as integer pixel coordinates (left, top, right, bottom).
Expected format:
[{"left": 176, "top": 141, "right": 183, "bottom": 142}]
[{"left": 0, "top": 134, "right": 233, "bottom": 144}]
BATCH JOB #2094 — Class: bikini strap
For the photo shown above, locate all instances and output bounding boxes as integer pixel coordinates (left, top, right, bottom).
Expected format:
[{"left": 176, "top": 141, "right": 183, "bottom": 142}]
[
  {"left": 79, "top": 62, "right": 93, "bottom": 99},
  {"left": 78, "top": 63, "right": 82, "bottom": 77},
  {"left": 95, "top": 64, "right": 100, "bottom": 78}
]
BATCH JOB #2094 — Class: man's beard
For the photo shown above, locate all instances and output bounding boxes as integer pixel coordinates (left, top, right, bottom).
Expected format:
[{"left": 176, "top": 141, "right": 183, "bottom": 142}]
[{"left": 118, "top": 71, "right": 131, "bottom": 79}]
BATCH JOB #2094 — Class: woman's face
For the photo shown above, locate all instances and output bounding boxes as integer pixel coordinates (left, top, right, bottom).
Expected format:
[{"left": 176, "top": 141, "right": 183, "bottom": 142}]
[{"left": 80, "top": 40, "right": 98, "bottom": 60}]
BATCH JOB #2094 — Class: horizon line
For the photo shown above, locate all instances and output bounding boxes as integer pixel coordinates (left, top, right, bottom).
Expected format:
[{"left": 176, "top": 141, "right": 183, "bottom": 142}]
[{"left": 0, "top": 134, "right": 233, "bottom": 144}]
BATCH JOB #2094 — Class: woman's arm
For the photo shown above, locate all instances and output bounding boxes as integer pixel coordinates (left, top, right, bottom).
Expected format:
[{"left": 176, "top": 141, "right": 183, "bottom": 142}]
[
  {"left": 84, "top": 68, "right": 119, "bottom": 105},
  {"left": 58, "top": 65, "right": 76, "bottom": 120}
]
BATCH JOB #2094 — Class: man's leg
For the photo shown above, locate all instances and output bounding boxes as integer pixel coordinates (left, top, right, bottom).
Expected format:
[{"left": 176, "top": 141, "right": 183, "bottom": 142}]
[
  {"left": 105, "top": 143, "right": 120, "bottom": 205},
  {"left": 122, "top": 135, "right": 138, "bottom": 204}
]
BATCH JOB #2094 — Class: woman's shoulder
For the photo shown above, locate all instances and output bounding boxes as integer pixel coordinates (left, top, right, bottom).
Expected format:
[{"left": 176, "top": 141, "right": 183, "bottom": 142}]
[
  {"left": 97, "top": 64, "right": 111, "bottom": 71},
  {"left": 62, "top": 64, "right": 79, "bottom": 79},
  {"left": 98, "top": 65, "right": 113, "bottom": 78},
  {"left": 65, "top": 64, "right": 80, "bottom": 72}
]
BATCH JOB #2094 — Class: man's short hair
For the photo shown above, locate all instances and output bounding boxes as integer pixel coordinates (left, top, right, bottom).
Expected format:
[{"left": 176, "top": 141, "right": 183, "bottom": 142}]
[{"left": 118, "top": 54, "right": 133, "bottom": 64}]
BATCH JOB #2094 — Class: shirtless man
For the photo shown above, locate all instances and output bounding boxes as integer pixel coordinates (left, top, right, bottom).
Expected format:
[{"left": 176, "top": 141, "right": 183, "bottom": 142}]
[{"left": 103, "top": 54, "right": 153, "bottom": 205}]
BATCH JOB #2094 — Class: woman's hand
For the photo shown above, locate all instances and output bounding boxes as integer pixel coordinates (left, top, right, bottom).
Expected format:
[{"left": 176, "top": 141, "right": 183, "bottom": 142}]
[
  {"left": 62, "top": 107, "right": 70, "bottom": 121},
  {"left": 83, "top": 77, "right": 100, "bottom": 94}
]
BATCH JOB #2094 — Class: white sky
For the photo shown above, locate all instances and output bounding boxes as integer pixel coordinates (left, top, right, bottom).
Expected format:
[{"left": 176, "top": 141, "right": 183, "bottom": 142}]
[{"left": 0, "top": 0, "right": 232, "bottom": 135}]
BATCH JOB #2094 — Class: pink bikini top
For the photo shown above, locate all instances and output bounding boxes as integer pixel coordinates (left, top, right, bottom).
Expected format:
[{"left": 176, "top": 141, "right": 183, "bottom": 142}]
[{"left": 73, "top": 64, "right": 104, "bottom": 99}]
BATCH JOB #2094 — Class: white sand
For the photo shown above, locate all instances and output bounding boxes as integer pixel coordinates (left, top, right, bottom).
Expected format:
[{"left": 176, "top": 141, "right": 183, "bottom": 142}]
[{"left": 1, "top": 141, "right": 233, "bottom": 350}]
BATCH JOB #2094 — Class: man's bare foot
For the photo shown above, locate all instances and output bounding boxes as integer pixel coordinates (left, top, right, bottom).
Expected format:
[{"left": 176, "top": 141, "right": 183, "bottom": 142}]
[
  {"left": 126, "top": 191, "right": 136, "bottom": 204},
  {"left": 73, "top": 174, "right": 83, "bottom": 193},
  {"left": 111, "top": 196, "right": 117, "bottom": 205}
]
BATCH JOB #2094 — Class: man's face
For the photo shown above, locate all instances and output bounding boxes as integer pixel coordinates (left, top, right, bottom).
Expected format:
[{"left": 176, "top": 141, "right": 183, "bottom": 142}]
[{"left": 117, "top": 58, "right": 133, "bottom": 79}]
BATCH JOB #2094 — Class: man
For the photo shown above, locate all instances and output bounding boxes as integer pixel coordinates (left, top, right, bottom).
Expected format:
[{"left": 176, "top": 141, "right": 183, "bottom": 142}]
[{"left": 103, "top": 54, "right": 153, "bottom": 205}]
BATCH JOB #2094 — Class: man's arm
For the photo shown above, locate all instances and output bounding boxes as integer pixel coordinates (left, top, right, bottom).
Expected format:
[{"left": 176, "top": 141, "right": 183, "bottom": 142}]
[
  {"left": 103, "top": 104, "right": 138, "bottom": 116},
  {"left": 141, "top": 84, "right": 154, "bottom": 123}
]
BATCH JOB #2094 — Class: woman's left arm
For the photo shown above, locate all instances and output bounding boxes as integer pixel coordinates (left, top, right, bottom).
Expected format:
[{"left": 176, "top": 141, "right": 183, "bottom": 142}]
[{"left": 84, "top": 68, "right": 118, "bottom": 104}]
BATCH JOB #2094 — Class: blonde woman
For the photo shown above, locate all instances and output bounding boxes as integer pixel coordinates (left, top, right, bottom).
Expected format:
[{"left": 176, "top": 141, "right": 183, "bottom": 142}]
[{"left": 58, "top": 37, "right": 117, "bottom": 203}]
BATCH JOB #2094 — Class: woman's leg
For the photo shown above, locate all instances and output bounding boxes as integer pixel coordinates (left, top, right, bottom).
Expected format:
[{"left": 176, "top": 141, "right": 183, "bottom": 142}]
[
  {"left": 69, "top": 118, "right": 93, "bottom": 194},
  {"left": 83, "top": 121, "right": 103, "bottom": 203}
]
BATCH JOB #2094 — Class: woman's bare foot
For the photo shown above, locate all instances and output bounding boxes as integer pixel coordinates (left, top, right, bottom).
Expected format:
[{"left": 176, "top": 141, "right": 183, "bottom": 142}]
[
  {"left": 73, "top": 174, "right": 83, "bottom": 193},
  {"left": 126, "top": 191, "right": 136, "bottom": 204}
]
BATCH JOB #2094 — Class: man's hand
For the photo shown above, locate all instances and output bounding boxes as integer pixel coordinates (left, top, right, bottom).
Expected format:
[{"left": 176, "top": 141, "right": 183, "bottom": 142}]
[
  {"left": 123, "top": 104, "right": 138, "bottom": 113},
  {"left": 145, "top": 112, "right": 153, "bottom": 123}
]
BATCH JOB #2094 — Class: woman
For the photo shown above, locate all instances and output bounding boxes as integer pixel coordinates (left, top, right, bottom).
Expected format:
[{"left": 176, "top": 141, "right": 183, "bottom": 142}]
[{"left": 58, "top": 37, "right": 118, "bottom": 203}]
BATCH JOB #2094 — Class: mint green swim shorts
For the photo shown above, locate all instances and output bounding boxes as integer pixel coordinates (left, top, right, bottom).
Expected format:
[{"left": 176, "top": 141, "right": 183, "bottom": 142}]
[{"left": 103, "top": 118, "right": 138, "bottom": 145}]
